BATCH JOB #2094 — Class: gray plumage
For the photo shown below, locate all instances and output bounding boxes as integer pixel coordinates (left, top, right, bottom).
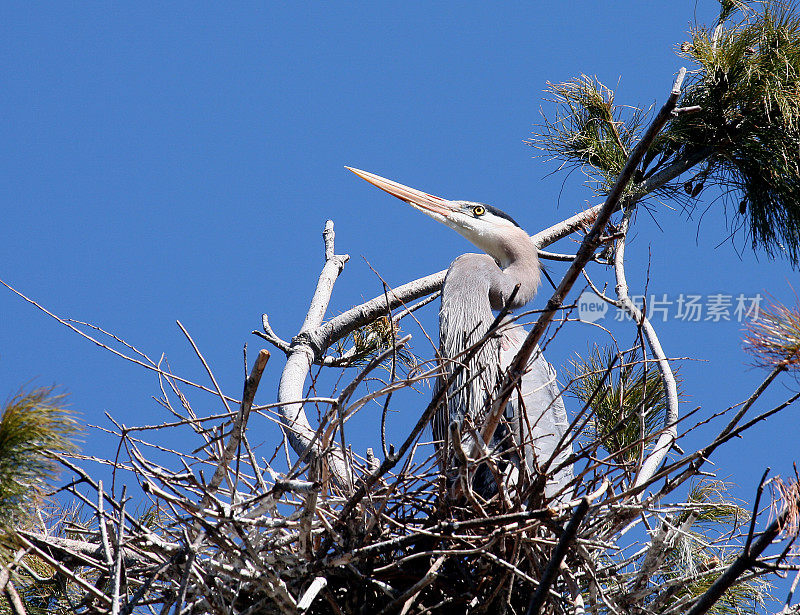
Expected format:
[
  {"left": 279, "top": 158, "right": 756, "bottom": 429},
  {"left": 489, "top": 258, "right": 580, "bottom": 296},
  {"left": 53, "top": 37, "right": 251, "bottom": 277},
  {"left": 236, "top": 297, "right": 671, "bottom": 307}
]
[
  {"left": 347, "top": 167, "right": 574, "bottom": 501},
  {"left": 433, "top": 253, "right": 573, "bottom": 499}
]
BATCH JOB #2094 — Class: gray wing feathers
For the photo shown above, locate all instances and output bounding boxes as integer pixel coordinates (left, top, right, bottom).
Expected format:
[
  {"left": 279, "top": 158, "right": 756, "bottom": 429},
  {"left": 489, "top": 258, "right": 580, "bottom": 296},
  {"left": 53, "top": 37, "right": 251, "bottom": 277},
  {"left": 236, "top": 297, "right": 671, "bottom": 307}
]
[
  {"left": 501, "top": 330, "right": 574, "bottom": 501},
  {"left": 433, "top": 254, "right": 574, "bottom": 500}
]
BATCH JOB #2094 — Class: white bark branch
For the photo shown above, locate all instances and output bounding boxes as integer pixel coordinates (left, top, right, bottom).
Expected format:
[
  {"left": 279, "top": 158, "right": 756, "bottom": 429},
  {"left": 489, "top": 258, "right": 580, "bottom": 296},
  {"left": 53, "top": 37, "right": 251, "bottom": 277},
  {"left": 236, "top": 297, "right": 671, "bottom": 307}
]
[
  {"left": 611, "top": 207, "right": 680, "bottom": 491},
  {"left": 297, "top": 576, "right": 327, "bottom": 611},
  {"left": 305, "top": 270, "right": 446, "bottom": 356},
  {"left": 277, "top": 221, "right": 351, "bottom": 485}
]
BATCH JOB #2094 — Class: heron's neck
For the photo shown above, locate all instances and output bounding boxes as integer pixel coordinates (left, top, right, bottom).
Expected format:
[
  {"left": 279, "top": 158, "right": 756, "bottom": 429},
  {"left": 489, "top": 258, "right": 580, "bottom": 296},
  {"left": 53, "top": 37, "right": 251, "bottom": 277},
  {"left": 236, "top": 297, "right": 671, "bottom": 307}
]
[
  {"left": 492, "top": 227, "right": 540, "bottom": 310},
  {"left": 439, "top": 245, "right": 539, "bottom": 357},
  {"left": 439, "top": 254, "right": 500, "bottom": 358}
]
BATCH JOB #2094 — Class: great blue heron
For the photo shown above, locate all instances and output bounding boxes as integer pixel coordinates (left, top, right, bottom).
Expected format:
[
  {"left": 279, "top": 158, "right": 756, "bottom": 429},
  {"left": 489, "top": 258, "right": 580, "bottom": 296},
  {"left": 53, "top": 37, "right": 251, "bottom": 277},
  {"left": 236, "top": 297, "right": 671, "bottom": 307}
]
[{"left": 348, "top": 167, "right": 573, "bottom": 501}]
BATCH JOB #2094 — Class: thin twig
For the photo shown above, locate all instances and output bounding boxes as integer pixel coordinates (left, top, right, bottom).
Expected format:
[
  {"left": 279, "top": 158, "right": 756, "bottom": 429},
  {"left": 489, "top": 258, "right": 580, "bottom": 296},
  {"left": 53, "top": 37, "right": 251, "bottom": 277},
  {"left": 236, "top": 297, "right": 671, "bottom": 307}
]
[
  {"left": 526, "top": 497, "right": 591, "bottom": 615},
  {"left": 686, "top": 491, "right": 800, "bottom": 615}
]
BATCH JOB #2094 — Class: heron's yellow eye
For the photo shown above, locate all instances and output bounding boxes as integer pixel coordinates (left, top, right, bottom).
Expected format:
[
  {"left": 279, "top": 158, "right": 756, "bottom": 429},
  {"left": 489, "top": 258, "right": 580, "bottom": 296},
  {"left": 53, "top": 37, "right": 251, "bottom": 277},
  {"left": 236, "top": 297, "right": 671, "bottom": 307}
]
[{"left": 473, "top": 205, "right": 486, "bottom": 217}]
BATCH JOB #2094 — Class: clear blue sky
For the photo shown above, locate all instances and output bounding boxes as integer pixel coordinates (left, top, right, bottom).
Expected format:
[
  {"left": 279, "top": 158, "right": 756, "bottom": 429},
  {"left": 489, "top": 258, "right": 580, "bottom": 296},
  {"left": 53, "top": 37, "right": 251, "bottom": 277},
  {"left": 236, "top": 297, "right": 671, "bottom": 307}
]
[{"left": 1, "top": 0, "right": 797, "bottom": 563}]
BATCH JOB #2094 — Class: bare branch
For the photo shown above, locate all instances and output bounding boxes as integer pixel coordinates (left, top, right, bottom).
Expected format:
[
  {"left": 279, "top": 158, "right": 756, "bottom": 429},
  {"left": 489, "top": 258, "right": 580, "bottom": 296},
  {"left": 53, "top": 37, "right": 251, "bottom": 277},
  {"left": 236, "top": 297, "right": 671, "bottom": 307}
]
[
  {"left": 526, "top": 497, "right": 590, "bottom": 615},
  {"left": 610, "top": 205, "right": 680, "bottom": 491},
  {"left": 276, "top": 220, "right": 352, "bottom": 484},
  {"left": 207, "top": 349, "right": 270, "bottom": 495}
]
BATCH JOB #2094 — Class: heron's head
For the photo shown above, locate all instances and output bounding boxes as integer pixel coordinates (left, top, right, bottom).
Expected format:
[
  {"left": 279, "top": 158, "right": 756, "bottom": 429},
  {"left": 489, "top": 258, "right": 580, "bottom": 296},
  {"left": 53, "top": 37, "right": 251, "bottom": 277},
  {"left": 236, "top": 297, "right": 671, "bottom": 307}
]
[{"left": 346, "top": 167, "right": 533, "bottom": 268}]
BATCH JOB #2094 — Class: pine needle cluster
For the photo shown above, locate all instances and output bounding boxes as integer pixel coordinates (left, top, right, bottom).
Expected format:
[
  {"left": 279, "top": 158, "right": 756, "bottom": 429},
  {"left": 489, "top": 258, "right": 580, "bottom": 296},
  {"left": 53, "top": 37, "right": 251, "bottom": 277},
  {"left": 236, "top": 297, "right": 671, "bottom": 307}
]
[
  {"left": 0, "top": 387, "right": 78, "bottom": 529},
  {"left": 658, "top": 481, "right": 767, "bottom": 615},
  {"left": 529, "top": 76, "right": 648, "bottom": 195},
  {"left": 669, "top": 0, "right": 800, "bottom": 263},
  {"left": 743, "top": 294, "right": 800, "bottom": 368},
  {"left": 334, "top": 315, "right": 417, "bottom": 369},
  {"left": 531, "top": 0, "right": 800, "bottom": 265},
  {"left": 567, "top": 345, "right": 679, "bottom": 466}
]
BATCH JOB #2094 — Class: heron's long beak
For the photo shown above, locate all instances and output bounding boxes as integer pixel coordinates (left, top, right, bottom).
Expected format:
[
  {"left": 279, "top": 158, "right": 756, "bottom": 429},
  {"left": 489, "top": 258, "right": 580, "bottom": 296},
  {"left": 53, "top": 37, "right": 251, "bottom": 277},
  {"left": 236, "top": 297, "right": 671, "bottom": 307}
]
[{"left": 346, "top": 167, "right": 456, "bottom": 222}]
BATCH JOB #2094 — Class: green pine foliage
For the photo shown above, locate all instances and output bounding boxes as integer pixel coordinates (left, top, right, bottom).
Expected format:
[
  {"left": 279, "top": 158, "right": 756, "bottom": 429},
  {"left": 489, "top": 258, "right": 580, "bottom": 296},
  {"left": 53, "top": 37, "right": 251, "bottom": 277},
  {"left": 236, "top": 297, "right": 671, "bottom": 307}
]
[
  {"left": 334, "top": 315, "right": 418, "bottom": 369},
  {"left": 567, "top": 346, "right": 679, "bottom": 466},
  {"left": 658, "top": 481, "right": 769, "bottom": 614},
  {"left": 531, "top": 0, "right": 800, "bottom": 265},
  {"left": 529, "top": 76, "right": 648, "bottom": 195},
  {"left": 670, "top": 0, "right": 800, "bottom": 263},
  {"left": 0, "top": 386, "right": 78, "bottom": 529},
  {"left": 0, "top": 387, "right": 79, "bottom": 614},
  {"left": 743, "top": 293, "right": 800, "bottom": 368}
]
